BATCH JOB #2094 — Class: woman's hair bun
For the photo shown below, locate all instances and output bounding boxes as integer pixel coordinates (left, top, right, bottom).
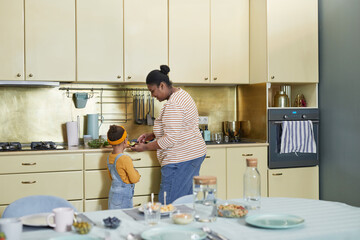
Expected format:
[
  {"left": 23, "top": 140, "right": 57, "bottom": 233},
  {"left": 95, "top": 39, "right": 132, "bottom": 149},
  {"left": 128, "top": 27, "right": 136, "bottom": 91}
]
[{"left": 160, "top": 65, "right": 170, "bottom": 75}]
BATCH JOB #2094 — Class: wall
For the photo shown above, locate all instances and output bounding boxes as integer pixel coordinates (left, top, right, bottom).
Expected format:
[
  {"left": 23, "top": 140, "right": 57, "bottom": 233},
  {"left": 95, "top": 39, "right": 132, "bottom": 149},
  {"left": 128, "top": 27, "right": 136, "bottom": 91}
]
[
  {"left": 0, "top": 84, "right": 236, "bottom": 143},
  {"left": 319, "top": 0, "right": 360, "bottom": 206}
]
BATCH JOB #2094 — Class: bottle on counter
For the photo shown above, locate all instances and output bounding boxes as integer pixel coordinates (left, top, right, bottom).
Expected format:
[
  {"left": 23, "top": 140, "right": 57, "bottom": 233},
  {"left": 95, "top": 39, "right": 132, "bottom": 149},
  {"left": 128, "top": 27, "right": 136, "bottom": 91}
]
[
  {"left": 243, "top": 158, "right": 261, "bottom": 210},
  {"left": 204, "top": 125, "right": 211, "bottom": 142}
]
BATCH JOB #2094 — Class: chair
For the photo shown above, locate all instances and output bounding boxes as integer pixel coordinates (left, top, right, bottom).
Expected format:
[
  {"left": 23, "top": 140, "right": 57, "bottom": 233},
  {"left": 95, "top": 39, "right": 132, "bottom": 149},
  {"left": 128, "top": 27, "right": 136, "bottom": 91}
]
[
  {"left": 2, "top": 195, "right": 77, "bottom": 218},
  {"left": 172, "top": 194, "right": 193, "bottom": 205}
]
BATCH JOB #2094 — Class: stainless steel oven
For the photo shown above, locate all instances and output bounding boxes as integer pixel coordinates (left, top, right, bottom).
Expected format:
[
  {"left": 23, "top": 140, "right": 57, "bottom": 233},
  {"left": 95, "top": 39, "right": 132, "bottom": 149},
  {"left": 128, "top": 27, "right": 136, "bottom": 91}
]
[{"left": 268, "top": 109, "right": 319, "bottom": 169}]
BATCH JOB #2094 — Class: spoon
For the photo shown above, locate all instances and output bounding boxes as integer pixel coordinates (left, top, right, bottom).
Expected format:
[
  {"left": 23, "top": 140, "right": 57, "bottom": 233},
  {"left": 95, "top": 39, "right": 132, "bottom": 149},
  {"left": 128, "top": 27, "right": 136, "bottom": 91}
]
[
  {"left": 164, "top": 191, "right": 167, "bottom": 206},
  {"left": 202, "top": 226, "right": 229, "bottom": 240}
]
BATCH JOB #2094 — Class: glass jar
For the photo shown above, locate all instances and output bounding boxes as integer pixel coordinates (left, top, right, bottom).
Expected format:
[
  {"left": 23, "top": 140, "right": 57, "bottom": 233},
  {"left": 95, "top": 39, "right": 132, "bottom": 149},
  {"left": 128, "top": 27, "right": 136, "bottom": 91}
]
[
  {"left": 193, "top": 176, "right": 217, "bottom": 222},
  {"left": 243, "top": 158, "right": 261, "bottom": 210}
]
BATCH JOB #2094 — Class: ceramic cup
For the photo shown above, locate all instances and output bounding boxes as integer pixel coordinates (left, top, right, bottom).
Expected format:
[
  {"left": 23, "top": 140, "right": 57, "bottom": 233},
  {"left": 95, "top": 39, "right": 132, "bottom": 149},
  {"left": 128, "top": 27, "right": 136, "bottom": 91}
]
[
  {"left": 0, "top": 218, "right": 22, "bottom": 240},
  {"left": 46, "top": 207, "right": 74, "bottom": 232},
  {"left": 143, "top": 202, "right": 161, "bottom": 225}
]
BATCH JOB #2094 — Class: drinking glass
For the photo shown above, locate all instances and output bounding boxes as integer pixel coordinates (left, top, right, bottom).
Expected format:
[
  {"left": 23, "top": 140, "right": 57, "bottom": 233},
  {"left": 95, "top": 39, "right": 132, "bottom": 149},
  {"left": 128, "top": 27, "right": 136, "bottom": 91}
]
[
  {"left": 143, "top": 202, "right": 161, "bottom": 225},
  {"left": 214, "top": 132, "right": 223, "bottom": 144}
]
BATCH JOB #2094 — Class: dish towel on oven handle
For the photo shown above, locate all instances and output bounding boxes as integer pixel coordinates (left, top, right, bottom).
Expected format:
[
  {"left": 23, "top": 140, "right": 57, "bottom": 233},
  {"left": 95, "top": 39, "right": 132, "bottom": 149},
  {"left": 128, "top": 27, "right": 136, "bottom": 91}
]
[{"left": 280, "top": 120, "right": 316, "bottom": 154}]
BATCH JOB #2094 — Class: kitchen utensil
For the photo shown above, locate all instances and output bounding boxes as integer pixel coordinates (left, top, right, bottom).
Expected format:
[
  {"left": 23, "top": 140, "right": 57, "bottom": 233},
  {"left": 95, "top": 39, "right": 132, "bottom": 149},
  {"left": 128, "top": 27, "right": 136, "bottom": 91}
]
[
  {"left": 273, "top": 91, "right": 289, "bottom": 107},
  {"left": 222, "top": 121, "right": 241, "bottom": 142},
  {"left": 146, "top": 94, "right": 153, "bottom": 125},
  {"left": 135, "top": 94, "right": 143, "bottom": 125},
  {"left": 202, "top": 226, "right": 229, "bottom": 240},
  {"left": 73, "top": 92, "right": 89, "bottom": 109},
  {"left": 66, "top": 121, "right": 79, "bottom": 147},
  {"left": 87, "top": 114, "right": 102, "bottom": 140}
]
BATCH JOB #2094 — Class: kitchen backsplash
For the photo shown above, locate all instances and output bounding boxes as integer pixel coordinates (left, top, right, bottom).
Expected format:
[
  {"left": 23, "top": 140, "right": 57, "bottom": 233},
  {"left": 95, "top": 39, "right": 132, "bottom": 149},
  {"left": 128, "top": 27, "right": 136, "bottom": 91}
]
[{"left": 0, "top": 83, "right": 236, "bottom": 143}]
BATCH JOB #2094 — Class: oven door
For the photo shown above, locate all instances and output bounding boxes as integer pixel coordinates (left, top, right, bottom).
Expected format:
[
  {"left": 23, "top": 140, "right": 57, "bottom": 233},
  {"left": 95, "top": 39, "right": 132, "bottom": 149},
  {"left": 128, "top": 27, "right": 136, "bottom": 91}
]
[{"left": 268, "top": 120, "right": 319, "bottom": 169}]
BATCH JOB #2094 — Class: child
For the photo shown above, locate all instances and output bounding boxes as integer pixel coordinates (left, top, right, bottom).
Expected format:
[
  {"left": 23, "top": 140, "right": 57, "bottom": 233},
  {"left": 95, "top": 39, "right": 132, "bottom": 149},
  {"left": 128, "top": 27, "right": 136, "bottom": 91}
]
[{"left": 107, "top": 125, "right": 140, "bottom": 209}]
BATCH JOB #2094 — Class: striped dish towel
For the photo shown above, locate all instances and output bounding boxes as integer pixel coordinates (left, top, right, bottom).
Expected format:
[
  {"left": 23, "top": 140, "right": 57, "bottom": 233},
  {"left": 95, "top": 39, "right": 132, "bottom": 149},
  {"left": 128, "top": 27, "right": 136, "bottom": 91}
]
[{"left": 280, "top": 120, "right": 316, "bottom": 154}]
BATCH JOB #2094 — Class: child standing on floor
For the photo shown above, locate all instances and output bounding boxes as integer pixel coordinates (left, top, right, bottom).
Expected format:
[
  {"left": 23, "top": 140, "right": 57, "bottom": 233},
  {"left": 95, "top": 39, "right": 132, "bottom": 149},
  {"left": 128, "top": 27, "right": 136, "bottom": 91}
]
[{"left": 107, "top": 125, "right": 140, "bottom": 209}]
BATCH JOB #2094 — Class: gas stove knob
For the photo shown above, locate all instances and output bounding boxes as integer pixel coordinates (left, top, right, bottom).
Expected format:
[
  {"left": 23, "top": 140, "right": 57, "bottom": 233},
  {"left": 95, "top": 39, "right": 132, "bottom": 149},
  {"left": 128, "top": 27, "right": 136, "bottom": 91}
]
[
  {"left": 302, "top": 114, "right": 307, "bottom": 119},
  {"left": 283, "top": 115, "right": 288, "bottom": 119}
]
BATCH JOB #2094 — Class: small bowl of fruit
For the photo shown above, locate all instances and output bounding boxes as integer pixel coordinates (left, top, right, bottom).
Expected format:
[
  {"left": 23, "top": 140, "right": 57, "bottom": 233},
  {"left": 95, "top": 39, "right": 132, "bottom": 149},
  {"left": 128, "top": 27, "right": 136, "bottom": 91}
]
[{"left": 73, "top": 221, "right": 92, "bottom": 234}]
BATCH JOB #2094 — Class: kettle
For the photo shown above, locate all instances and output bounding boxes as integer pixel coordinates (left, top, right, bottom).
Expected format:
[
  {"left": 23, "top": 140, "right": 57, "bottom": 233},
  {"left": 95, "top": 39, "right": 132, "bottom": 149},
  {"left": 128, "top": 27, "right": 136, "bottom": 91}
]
[
  {"left": 273, "top": 91, "right": 289, "bottom": 107},
  {"left": 87, "top": 114, "right": 103, "bottom": 140}
]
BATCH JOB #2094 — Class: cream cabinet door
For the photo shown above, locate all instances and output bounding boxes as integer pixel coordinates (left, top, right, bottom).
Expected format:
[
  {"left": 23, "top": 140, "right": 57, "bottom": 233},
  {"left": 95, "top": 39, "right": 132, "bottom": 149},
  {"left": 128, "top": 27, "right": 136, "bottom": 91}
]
[
  {"left": 0, "top": 0, "right": 24, "bottom": 80},
  {"left": 268, "top": 166, "right": 319, "bottom": 199},
  {"left": 267, "top": 0, "right": 318, "bottom": 83},
  {"left": 200, "top": 148, "right": 227, "bottom": 200},
  {"left": 25, "top": 0, "right": 75, "bottom": 81},
  {"left": 226, "top": 147, "right": 268, "bottom": 199},
  {"left": 124, "top": 0, "right": 167, "bottom": 83},
  {"left": 77, "top": 0, "right": 123, "bottom": 82},
  {"left": 211, "top": 0, "right": 249, "bottom": 84},
  {"left": 169, "top": 0, "right": 209, "bottom": 83}
]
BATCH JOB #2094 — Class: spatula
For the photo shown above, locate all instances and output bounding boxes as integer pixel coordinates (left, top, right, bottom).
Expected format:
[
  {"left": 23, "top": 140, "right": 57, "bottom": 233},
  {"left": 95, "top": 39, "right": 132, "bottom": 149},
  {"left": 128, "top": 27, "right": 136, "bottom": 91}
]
[{"left": 146, "top": 94, "right": 154, "bottom": 125}]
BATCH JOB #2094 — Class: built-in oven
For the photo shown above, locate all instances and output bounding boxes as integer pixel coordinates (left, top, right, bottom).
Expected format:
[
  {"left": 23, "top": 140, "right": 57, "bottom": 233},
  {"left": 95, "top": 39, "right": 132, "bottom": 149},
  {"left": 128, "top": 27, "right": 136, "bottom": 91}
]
[{"left": 268, "top": 108, "right": 319, "bottom": 169}]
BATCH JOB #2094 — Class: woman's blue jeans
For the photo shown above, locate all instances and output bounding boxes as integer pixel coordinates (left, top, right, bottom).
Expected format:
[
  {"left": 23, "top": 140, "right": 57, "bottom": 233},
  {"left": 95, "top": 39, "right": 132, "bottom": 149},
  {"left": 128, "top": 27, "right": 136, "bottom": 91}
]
[{"left": 158, "top": 155, "right": 205, "bottom": 204}]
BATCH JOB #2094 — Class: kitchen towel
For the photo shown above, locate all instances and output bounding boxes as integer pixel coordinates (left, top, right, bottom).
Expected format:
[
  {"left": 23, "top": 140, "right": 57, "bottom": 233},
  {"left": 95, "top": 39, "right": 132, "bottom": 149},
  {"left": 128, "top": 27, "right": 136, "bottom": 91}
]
[
  {"left": 66, "top": 121, "right": 79, "bottom": 147},
  {"left": 280, "top": 120, "right": 316, "bottom": 154}
]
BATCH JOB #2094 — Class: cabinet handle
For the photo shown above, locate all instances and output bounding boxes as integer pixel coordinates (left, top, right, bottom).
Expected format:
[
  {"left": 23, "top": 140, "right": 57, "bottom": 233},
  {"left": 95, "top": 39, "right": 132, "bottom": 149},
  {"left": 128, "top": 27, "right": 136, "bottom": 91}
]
[
  {"left": 17, "top": 73, "right": 21, "bottom": 77},
  {"left": 132, "top": 158, "right": 141, "bottom": 161},
  {"left": 117, "top": 75, "right": 121, "bottom": 79},
  {"left": 272, "top": 173, "right": 283, "bottom": 176},
  {"left": 133, "top": 203, "right": 141, "bottom": 207},
  {"left": 28, "top": 73, "right": 33, "bottom": 77},
  {"left": 21, "top": 181, "right": 36, "bottom": 184},
  {"left": 127, "top": 76, "right": 132, "bottom": 79},
  {"left": 22, "top": 162, "right": 36, "bottom": 166},
  {"left": 204, "top": 77, "right": 208, "bottom": 80},
  {"left": 213, "top": 77, "right": 217, "bottom": 80},
  {"left": 242, "top": 154, "right": 253, "bottom": 156},
  {"left": 271, "top": 76, "right": 275, "bottom": 79},
  {"left": 205, "top": 156, "right": 211, "bottom": 158}
]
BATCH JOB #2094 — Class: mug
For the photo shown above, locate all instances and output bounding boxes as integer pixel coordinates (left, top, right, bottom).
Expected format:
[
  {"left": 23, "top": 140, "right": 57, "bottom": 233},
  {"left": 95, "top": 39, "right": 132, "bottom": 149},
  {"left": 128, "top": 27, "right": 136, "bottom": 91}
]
[
  {"left": 0, "top": 218, "right": 22, "bottom": 240},
  {"left": 46, "top": 207, "right": 74, "bottom": 232}
]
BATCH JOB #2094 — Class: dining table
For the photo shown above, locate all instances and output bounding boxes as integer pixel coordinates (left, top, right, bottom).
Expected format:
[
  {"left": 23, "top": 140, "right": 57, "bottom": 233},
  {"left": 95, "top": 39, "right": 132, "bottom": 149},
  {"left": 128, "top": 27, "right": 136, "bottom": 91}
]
[{"left": 20, "top": 197, "right": 360, "bottom": 240}]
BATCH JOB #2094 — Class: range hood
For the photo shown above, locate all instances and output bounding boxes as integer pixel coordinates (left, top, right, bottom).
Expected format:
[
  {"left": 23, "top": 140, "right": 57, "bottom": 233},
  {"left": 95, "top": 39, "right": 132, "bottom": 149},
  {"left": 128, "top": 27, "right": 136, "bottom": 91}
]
[{"left": 0, "top": 80, "right": 60, "bottom": 87}]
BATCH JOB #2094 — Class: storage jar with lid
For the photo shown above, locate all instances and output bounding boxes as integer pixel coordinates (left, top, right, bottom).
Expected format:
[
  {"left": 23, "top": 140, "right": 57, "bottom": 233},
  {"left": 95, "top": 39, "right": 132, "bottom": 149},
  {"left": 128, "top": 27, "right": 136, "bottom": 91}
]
[
  {"left": 273, "top": 91, "right": 290, "bottom": 107},
  {"left": 193, "top": 176, "right": 217, "bottom": 222}
]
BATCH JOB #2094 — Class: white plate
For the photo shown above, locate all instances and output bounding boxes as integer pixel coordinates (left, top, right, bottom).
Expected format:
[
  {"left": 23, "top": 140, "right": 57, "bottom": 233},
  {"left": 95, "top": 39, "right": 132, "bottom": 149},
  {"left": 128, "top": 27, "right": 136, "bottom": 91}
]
[
  {"left": 50, "top": 236, "right": 102, "bottom": 240},
  {"left": 245, "top": 214, "right": 305, "bottom": 229},
  {"left": 138, "top": 206, "right": 177, "bottom": 215},
  {"left": 20, "top": 213, "right": 51, "bottom": 227},
  {"left": 141, "top": 226, "right": 207, "bottom": 240}
]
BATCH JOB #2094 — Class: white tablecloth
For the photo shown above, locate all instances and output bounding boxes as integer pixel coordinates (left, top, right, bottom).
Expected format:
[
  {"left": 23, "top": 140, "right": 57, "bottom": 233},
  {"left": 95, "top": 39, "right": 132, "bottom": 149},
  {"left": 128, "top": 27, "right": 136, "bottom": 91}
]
[{"left": 21, "top": 197, "right": 360, "bottom": 240}]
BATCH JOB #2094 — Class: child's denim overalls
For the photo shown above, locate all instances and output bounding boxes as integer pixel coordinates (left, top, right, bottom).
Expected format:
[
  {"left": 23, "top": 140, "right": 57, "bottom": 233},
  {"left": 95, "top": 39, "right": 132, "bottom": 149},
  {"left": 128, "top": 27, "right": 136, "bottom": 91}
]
[{"left": 107, "top": 153, "right": 134, "bottom": 209}]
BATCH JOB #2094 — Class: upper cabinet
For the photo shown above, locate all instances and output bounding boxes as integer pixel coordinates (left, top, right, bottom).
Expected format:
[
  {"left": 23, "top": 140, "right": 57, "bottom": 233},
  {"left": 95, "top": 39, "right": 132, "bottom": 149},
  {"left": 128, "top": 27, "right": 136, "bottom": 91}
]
[
  {"left": 77, "top": 0, "right": 123, "bottom": 83},
  {"left": 250, "top": 0, "right": 318, "bottom": 83},
  {"left": 0, "top": 0, "right": 76, "bottom": 82},
  {"left": 0, "top": 0, "right": 24, "bottom": 81},
  {"left": 124, "top": 0, "right": 168, "bottom": 83},
  {"left": 169, "top": 0, "right": 249, "bottom": 84},
  {"left": 77, "top": 0, "right": 167, "bottom": 83}
]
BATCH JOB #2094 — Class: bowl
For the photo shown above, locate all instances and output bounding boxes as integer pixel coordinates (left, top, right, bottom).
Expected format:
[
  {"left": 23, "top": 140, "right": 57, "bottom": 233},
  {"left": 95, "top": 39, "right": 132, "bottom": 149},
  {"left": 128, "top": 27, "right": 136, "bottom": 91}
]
[
  {"left": 171, "top": 209, "right": 194, "bottom": 225},
  {"left": 73, "top": 221, "right": 92, "bottom": 234},
  {"left": 217, "top": 202, "right": 248, "bottom": 218},
  {"left": 103, "top": 217, "right": 121, "bottom": 229}
]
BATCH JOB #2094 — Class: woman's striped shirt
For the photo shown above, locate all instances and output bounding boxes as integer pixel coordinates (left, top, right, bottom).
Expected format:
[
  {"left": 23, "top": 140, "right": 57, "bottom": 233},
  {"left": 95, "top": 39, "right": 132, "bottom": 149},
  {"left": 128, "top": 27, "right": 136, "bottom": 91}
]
[{"left": 153, "top": 88, "right": 206, "bottom": 166}]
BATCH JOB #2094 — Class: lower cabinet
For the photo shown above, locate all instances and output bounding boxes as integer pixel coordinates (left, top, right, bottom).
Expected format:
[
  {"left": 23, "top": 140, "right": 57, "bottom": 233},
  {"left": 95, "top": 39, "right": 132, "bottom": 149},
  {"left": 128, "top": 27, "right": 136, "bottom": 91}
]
[
  {"left": 268, "top": 166, "right": 319, "bottom": 200},
  {"left": 200, "top": 148, "right": 227, "bottom": 200},
  {"left": 226, "top": 146, "right": 268, "bottom": 199}
]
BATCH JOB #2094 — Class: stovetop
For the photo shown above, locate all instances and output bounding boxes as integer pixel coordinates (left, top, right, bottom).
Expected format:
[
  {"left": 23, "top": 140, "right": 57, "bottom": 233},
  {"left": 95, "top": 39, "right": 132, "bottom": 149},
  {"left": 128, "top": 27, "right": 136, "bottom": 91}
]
[{"left": 0, "top": 141, "right": 64, "bottom": 151}]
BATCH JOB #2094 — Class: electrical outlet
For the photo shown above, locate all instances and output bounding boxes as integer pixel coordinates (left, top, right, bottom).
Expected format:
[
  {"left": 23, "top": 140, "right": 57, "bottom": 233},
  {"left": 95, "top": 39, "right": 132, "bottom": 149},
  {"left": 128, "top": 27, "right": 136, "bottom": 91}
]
[{"left": 199, "top": 116, "right": 209, "bottom": 125}]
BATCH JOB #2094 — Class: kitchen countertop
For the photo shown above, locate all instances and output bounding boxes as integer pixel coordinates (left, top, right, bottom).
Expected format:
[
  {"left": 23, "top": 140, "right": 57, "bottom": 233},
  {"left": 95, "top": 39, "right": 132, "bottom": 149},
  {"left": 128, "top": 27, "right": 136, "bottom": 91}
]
[{"left": 0, "top": 141, "right": 268, "bottom": 156}]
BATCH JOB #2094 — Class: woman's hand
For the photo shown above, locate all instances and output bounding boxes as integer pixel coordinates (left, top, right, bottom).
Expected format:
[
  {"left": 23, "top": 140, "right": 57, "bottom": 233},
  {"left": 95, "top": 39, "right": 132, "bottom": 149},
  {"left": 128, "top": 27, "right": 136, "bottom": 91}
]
[
  {"left": 137, "top": 133, "right": 155, "bottom": 143},
  {"left": 131, "top": 143, "right": 147, "bottom": 152}
]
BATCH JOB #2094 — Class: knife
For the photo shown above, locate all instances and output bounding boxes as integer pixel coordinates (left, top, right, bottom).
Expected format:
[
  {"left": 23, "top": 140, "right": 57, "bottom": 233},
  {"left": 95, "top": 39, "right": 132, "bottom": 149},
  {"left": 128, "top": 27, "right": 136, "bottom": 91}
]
[{"left": 202, "top": 226, "right": 229, "bottom": 240}]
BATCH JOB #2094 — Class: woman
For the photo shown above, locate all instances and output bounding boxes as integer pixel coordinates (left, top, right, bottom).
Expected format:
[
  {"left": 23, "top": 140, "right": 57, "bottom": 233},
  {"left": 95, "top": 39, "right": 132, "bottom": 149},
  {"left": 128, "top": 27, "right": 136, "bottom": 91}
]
[{"left": 131, "top": 65, "right": 206, "bottom": 204}]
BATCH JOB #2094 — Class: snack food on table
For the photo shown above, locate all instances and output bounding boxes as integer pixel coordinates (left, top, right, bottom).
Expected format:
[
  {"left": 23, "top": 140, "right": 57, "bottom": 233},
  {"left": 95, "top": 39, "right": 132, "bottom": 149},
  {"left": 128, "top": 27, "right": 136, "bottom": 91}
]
[
  {"left": 73, "top": 221, "right": 92, "bottom": 234},
  {"left": 160, "top": 204, "right": 175, "bottom": 213},
  {"left": 217, "top": 204, "right": 248, "bottom": 218}
]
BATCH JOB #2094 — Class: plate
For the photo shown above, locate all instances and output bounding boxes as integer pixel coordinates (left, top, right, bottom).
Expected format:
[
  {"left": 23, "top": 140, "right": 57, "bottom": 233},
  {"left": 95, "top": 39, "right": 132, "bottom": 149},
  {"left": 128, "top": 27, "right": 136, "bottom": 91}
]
[
  {"left": 50, "top": 236, "right": 102, "bottom": 240},
  {"left": 245, "top": 214, "right": 305, "bottom": 229},
  {"left": 138, "top": 206, "right": 177, "bottom": 215},
  {"left": 141, "top": 226, "right": 207, "bottom": 240},
  {"left": 20, "top": 213, "right": 51, "bottom": 227}
]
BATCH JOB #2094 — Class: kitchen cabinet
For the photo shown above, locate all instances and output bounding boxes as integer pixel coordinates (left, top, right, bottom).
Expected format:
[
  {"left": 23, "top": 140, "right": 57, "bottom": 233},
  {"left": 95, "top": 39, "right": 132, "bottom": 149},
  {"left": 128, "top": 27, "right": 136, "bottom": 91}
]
[
  {"left": 0, "top": 0, "right": 76, "bottom": 82},
  {"left": 76, "top": 0, "right": 123, "bottom": 82},
  {"left": 250, "top": 0, "right": 318, "bottom": 83},
  {"left": 200, "top": 148, "right": 227, "bottom": 200},
  {"left": 124, "top": 0, "right": 168, "bottom": 83},
  {"left": 169, "top": 0, "right": 249, "bottom": 84},
  {"left": 0, "top": 153, "right": 83, "bottom": 216},
  {"left": 226, "top": 146, "right": 268, "bottom": 199},
  {"left": 268, "top": 166, "right": 319, "bottom": 199},
  {"left": 83, "top": 151, "right": 161, "bottom": 211}
]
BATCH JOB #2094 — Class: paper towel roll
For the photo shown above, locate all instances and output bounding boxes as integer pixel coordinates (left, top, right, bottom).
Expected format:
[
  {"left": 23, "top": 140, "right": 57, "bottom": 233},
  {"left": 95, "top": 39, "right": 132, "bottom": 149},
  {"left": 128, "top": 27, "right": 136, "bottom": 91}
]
[{"left": 66, "top": 121, "right": 79, "bottom": 147}]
